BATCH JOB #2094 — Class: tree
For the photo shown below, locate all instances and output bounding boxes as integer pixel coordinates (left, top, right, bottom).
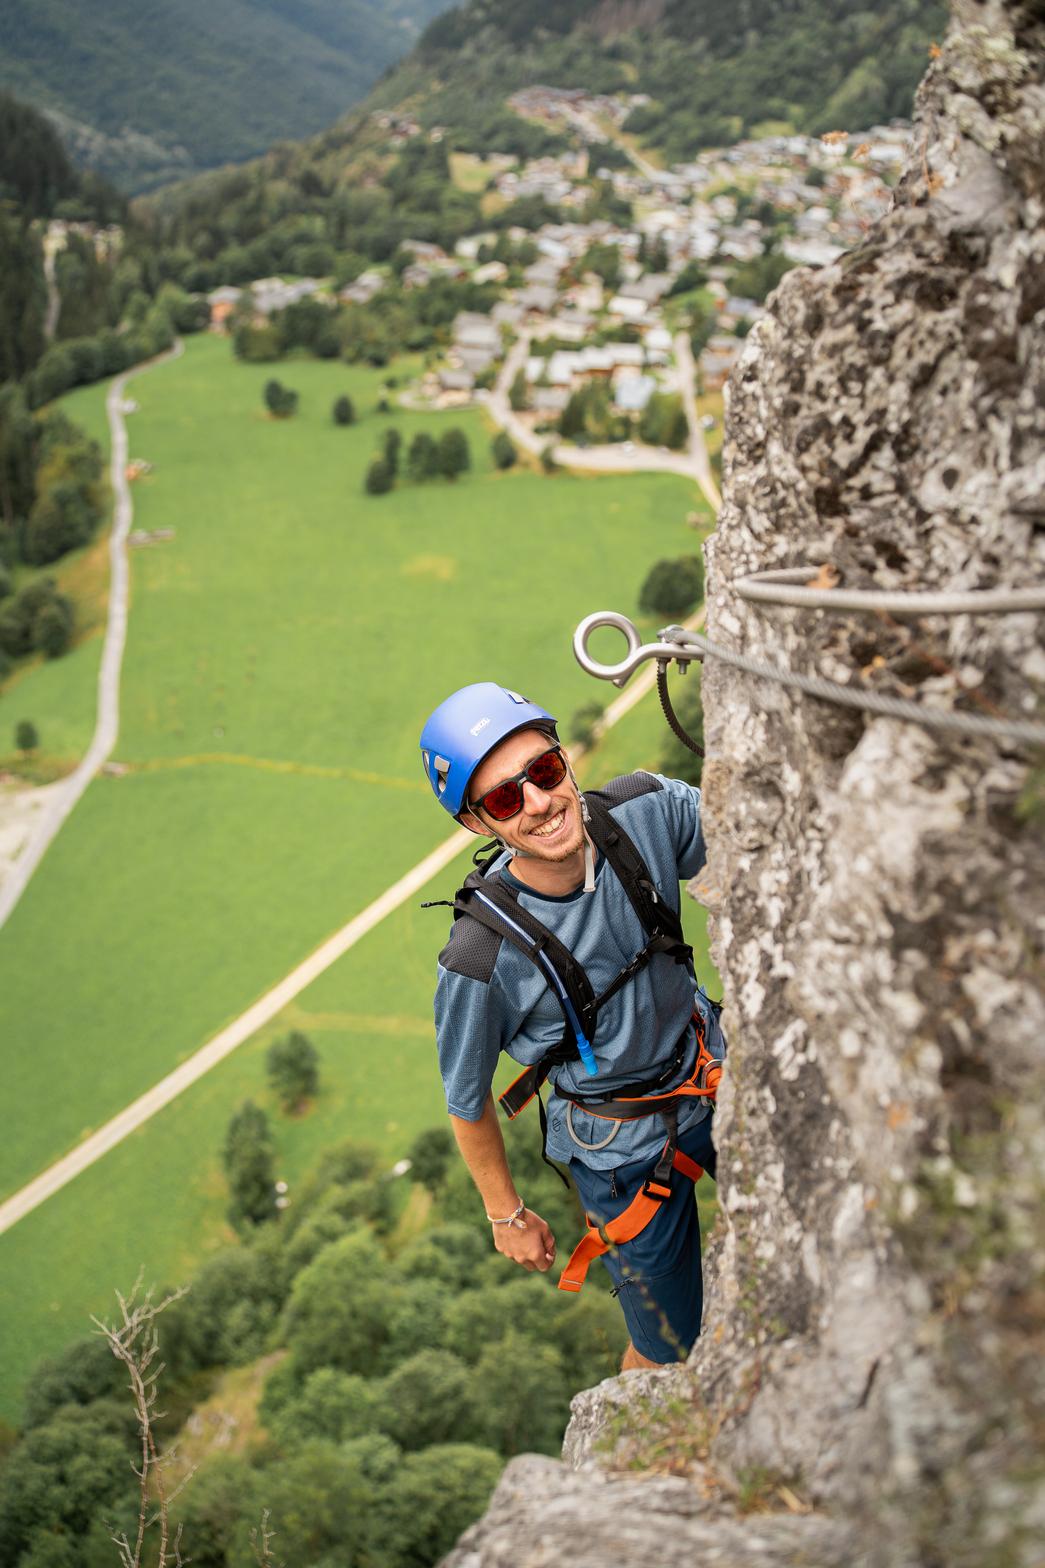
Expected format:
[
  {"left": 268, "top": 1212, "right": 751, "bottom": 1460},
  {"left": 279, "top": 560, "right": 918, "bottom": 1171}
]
[
  {"left": 406, "top": 1127, "right": 453, "bottom": 1193},
  {"left": 370, "top": 1445, "right": 501, "bottom": 1568},
  {"left": 639, "top": 555, "right": 705, "bottom": 619},
  {"left": 508, "top": 366, "right": 529, "bottom": 412},
  {"left": 263, "top": 379, "right": 298, "bottom": 418},
  {"left": 332, "top": 394, "right": 355, "bottom": 426},
  {"left": 34, "top": 598, "right": 73, "bottom": 658},
  {"left": 222, "top": 1101, "right": 276, "bottom": 1229},
  {"left": 280, "top": 1231, "right": 392, "bottom": 1377},
  {"left": 540, "top": 442, "right": 558, "bottom": 473},
  {"left": 406, "top": 431, "right": 438, "bottom": 482},
  {"left": 267, "top": 1031, "right": 320, "bottom": 1112},
  {"left": 491, "top": 431, "right": 517, "bottom": 470},
  {"left": 382, "top": 428, "right": 401, "bottom": 478},
  {"left": 437, "top": 427, "right": 470, "bottom": 480},
  {"left": 375, "top": 1351, "right": 475, "bottom": 1451},
  {"left": 259, "top": 1441, "right": 373, "bottom": 1568},
  {"left": 470, "top": 1330, "right": 570, "bottom": 1454},
  {"left": 15, "top": 720, "right": 38, "bottom": 753},
  {"left": 270, "top": 1369, "right": 378, "bottom": 1449},
  {"left": 364, "top": 458, "right": 393, "bottom": 495}
]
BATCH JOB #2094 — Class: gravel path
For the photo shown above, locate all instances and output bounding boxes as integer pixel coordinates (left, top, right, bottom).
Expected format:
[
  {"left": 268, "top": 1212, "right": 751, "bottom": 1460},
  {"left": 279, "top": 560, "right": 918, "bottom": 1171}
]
[
  {"left": 0, "top": 612, "right": 699, "bottom": 1235},
  {"left": 0, "top": 341, "right": 183, "bottom": 932}
]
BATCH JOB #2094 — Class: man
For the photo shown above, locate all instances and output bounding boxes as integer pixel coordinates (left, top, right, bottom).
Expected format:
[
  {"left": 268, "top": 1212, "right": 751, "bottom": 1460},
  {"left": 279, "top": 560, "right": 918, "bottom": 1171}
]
[{"left": 421, "top": 682, "right": 723, "bottom": 1369}]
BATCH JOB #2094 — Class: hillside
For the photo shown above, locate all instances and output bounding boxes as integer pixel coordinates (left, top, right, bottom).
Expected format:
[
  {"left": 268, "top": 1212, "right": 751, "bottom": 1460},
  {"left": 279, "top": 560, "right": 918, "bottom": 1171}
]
[
  {"left": 0, "top": 0, "right": 457, "bottom": 192},
  {"left": 369, "top": 0, "right": 949, "bottom": 162}
]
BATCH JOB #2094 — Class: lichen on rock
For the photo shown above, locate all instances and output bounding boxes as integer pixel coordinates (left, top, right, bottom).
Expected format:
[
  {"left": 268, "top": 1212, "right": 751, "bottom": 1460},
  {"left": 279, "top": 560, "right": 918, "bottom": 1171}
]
[{"left": 443, "top": 4, "right": 1045, "bottom": 1564}]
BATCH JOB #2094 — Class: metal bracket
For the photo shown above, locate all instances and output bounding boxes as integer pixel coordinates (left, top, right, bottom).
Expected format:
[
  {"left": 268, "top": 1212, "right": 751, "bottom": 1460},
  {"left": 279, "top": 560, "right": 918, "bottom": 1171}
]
[{"left": 572, "top": 611, "right": 706, "bottom": 687}]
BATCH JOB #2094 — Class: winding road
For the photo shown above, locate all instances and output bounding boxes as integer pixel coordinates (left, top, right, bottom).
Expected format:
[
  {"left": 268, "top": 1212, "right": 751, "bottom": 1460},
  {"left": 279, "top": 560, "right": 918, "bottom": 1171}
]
[{"left": 0, "top": 340, "right": 183, "bottom": 932}]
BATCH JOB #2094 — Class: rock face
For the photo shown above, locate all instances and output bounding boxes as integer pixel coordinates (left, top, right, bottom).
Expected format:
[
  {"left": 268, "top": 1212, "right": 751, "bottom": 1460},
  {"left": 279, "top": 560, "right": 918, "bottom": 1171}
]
[{"left": 445, "top": 5, "right": 1045, "bottom": 1565}]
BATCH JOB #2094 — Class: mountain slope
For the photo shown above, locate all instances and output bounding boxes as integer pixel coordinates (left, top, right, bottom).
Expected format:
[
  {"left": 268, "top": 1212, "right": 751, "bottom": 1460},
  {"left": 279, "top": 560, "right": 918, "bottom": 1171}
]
[
  {"left": 0, "top": 0, "right": 457, "bottom": 192},
  {"left": 369, "top": 0, "right": 948, "bottom": 160}
]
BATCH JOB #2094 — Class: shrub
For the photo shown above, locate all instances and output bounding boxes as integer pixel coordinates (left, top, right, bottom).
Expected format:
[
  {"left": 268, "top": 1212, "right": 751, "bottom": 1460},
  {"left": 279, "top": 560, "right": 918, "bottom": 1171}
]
[
  {"left": 267, "top": 1031, "right": 320, "bottom": 1112},
  {"left": 383, "top": 428, "right": 401, "bottom": 477},
  {"left": 333, "top": 394, "right": 356, "bottom": 426},
  {"left": 23, "top": 480, "right": 96, "bottom": 565},
  {"left": 222, "top": 1101, "right": 276, "bottom": 1230},
  {"left": 34, "top": 597, "right": 73, "bottom": 658},
  {"left": 15, "top": 719, "right": 38, "bottom": 752},
  {"left": 263, "top": 379, "right": 298, "bottom": 418},
  {"left": 491, "top": 431, "right": 517, "bottom": 470},
  {"left": 406, "top": 1127, "right": 453, "bottom": 1193},
  {"left": 364, "top": 458, "right": 393, "bottom": 495},
  {"left": 437, "top": 428, "right": 470, "bottom": 480},
  {"left": 639, "top": 555, "right": 705, "bottom": 619},
  {"left": 406, "top": 432, "right": 438, "bottom": 482}
]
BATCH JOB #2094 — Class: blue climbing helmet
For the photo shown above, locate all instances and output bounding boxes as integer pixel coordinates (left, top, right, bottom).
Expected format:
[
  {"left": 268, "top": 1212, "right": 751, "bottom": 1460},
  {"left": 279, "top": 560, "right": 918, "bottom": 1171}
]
[{"left": 420, "top": 683, "right": 558, "bottom": 817}]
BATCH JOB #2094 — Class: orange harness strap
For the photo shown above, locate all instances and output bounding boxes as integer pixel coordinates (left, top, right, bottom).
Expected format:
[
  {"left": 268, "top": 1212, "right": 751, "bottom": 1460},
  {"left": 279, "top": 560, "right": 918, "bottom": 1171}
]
[{"left": 558, "top": 1148, "right": 705, "bottom": 1294}]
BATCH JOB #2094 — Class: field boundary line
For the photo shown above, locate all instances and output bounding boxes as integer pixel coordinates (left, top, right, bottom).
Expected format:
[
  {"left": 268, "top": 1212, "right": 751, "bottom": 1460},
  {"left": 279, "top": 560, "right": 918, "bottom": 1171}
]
[
  {"left": 0, "top": 342, "right": 184, "bottom": 932},
  {"left": 0, "top": 620, "right": 700, "bottom": 1235}
]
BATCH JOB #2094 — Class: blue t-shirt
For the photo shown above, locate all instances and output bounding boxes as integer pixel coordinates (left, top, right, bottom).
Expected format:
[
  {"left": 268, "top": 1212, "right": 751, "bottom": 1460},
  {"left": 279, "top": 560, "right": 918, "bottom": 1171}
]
[{"left": 433, "top": 771, "right": 724, "bottom": 1170}]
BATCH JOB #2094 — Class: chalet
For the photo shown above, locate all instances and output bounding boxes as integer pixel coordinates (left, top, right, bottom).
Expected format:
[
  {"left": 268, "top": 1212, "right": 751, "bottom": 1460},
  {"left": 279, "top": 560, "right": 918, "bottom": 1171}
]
[
  {"left": 532, "top": 385, "right": 571, "bottom": 414},
  {"left": 613, "top": 374, "right": 656, "bottom": 413},
  {"left": 516, "top": 284, "right": 558, "bottom": 316},
  {"left": 339, "top": 271, "right": 384, "bottom": 305},
  {"left": 250, "top": 277, "right": 325, "bottom": 316},
  {"left": 207, "top": 285, "right": 243, "bottom": 329}
]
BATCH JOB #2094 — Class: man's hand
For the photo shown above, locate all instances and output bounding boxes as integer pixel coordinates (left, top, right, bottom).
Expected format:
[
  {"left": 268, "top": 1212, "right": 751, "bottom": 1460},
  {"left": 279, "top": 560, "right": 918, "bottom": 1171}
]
[{"left": 491, "top": 1208, "right": 556, "bottom": 1272}]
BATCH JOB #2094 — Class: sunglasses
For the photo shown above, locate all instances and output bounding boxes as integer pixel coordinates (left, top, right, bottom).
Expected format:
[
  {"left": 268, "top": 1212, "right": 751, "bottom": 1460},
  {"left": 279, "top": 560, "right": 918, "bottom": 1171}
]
[{"left": 469, "top": 745, "right": 569, "bottom": 822}]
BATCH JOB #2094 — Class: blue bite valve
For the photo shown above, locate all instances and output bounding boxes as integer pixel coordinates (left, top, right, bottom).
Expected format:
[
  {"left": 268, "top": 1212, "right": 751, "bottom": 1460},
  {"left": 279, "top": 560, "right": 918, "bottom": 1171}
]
[{"left": 577, "top": 1035, "right": 599, "bottom": 1076}]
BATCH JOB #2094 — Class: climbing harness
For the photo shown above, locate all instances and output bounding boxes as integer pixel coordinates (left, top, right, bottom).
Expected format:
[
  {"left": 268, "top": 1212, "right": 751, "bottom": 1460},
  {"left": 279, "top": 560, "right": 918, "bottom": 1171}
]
[
  {"left": 426, "top": 783, "right": 722, "bottom": 1292},
  {"left": 574, "top": 568, "right": 1045, "bottom": 749},
  {"left": 559, "top": 1139, "right": 707, "bottom": 1294}
]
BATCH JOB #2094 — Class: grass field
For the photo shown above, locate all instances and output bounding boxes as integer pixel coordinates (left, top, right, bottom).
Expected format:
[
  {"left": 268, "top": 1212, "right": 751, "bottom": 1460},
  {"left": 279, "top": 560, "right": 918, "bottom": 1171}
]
[
  {"left": 0, "top": 333, "right": 717, "bottom": 1418},
  {"left": 0, "top": 682, "right": 719, "bottom": 1420}
]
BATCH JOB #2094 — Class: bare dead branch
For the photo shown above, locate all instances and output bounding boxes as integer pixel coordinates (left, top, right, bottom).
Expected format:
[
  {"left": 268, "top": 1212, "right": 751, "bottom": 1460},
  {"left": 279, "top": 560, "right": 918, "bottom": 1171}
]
[{"left": 93, "top": 1277, "right": 192, "bottom": 1568}]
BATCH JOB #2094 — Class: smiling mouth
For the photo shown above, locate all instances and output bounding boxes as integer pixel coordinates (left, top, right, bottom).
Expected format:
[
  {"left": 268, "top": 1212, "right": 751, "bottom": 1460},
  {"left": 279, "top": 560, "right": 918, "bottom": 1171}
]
[{"left": 529, "top": 807, "right": 567, "bottom": 839}]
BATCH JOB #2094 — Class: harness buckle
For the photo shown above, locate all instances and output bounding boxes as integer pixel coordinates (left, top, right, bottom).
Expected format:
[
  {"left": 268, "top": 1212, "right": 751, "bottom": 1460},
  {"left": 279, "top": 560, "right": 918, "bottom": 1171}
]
[{"left": 640, "top": 1177, "right": 672, "bottom": 1202}]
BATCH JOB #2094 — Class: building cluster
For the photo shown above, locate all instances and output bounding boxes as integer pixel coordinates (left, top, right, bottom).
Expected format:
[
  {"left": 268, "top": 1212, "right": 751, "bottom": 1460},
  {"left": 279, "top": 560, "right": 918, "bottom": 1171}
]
[{"left": 205, "top": 88, "right": 910, "bottom": 433}]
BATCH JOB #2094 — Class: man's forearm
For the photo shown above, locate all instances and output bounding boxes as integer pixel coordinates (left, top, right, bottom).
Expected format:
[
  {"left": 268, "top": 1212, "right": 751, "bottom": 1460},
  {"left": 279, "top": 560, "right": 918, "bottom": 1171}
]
[{"left": 449, "top": 1096, "right": 520, "bottom": 1217}]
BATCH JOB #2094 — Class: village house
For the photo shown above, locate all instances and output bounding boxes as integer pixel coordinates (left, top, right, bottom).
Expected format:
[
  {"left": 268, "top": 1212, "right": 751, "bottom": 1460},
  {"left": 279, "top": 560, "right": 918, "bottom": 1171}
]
[
  {"left": 206, "top": 285, "right": 243, "bottom": 330},
  {"left": 338, "top": 270, "right": 384, "bottom": 305},
  {"left": 250, "top": 277, "right": 325, "bottom": 316},
  {"left": 613, "top": 373, "right": 657, "bottom": 414}
]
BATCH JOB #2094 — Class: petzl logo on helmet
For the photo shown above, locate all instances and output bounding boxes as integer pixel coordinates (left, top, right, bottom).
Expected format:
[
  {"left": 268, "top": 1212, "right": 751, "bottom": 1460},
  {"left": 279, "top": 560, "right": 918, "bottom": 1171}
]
[{"left": 469, "top": 717, "right": 491, "bottom": 736}]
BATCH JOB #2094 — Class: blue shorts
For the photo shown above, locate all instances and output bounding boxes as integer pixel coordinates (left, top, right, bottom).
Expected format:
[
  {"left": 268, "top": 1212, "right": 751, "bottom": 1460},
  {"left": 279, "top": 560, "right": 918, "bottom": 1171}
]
[{"left": 568, "top": 1112, "right": 716, "bottom": 1364}]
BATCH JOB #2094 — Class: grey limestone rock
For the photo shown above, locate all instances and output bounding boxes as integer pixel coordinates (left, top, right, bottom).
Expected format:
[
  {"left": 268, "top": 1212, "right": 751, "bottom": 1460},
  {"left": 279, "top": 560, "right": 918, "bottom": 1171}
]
[{"left": 443, "top": 4, "right": 1045, "bottom": 1564}]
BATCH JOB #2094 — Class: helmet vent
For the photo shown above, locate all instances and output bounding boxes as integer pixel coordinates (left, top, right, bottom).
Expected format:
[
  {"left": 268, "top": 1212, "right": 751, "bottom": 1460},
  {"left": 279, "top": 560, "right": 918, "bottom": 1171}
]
[{"left": 433, "top": 755, "right": 451, "bottom": 795}]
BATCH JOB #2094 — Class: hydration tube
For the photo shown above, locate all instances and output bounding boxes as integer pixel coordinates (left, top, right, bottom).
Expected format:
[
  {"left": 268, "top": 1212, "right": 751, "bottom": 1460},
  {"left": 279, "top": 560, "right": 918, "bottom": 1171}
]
[{"left": 472, "top": 890, "right": 599, "bottom": 1077}]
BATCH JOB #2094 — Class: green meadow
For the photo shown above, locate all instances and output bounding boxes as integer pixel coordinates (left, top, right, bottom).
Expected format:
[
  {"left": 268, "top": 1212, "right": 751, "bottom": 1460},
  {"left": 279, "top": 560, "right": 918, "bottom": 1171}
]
[{"left": 0, "top": 333, "right": 716, "bottom": 1418}]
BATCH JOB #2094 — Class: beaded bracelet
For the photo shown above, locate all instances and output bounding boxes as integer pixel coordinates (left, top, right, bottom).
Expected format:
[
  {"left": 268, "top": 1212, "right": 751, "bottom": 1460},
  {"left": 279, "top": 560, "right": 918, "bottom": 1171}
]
[{"left": 486, "top": 1197, "right": 526, "bottom": 1229}]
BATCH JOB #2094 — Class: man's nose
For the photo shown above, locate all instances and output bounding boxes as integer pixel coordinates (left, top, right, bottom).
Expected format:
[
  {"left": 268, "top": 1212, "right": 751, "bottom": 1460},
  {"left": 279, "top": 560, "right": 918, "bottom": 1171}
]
[{"left": 522, "top": 779, "right": 554, "bottom": 812}]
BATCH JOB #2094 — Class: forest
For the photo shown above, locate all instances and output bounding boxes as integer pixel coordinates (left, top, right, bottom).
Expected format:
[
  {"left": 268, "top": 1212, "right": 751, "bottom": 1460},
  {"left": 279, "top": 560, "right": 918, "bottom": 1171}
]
[{"left": 0, "top": 1117, "right": 628, "bottom": 1568}]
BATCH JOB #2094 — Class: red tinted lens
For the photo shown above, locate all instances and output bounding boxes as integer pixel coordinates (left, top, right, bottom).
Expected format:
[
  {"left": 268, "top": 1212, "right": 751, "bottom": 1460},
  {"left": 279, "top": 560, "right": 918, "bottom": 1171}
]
[
  {"left": 479, "top": 780, "right": 525, "bottom": 820},
  {"left": 526, "top": 749, "right": 568, "bottom": 789}
]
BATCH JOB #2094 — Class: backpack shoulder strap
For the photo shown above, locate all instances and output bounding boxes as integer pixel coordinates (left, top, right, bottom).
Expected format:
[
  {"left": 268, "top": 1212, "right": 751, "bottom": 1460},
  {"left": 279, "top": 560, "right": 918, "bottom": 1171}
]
[
  {"left": 583, "top": 789, "right": 691, "bottom": 961},
  {"left": 453, "top": 870, "right": 596, "bottom": 1027}
]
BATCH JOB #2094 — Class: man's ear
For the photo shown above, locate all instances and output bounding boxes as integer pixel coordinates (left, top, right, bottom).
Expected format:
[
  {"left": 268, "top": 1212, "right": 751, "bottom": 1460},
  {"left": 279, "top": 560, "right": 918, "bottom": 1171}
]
[{"left": 458, "top": 809, "right": 485, "bottom": 835}]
